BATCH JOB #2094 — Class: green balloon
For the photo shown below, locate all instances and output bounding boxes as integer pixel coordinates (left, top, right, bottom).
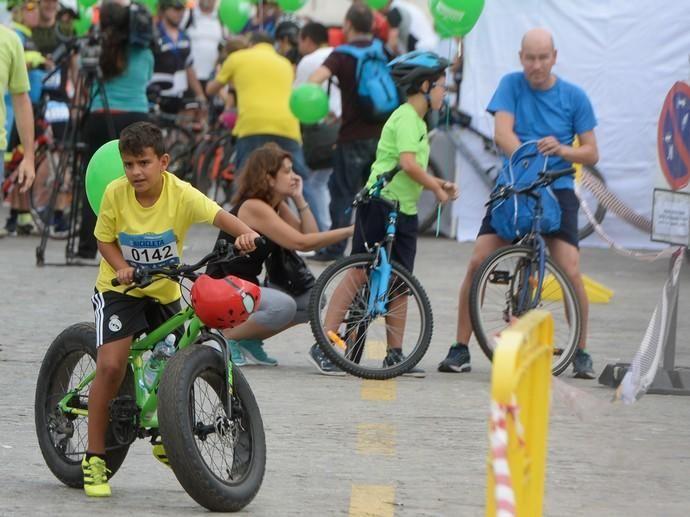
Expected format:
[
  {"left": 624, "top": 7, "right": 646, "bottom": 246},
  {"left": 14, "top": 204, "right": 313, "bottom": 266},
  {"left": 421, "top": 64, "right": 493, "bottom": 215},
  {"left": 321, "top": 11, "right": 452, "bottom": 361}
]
[
  {"left": 365, "top": 0, "right": 389, "bottom": 9},
  {"left": 218, "top": 0, "right": 252, "bottom": 34},
  {"left": 277, "top": 0, "right": 307, "bottom": 12},
  {"left": 430, "top": 0, "right": 485, "bottom": 37},
  {"left": 73, "top": 7, "right": 92, "bottom": 37},
  {"left": 289, "top": 84, "right": 329, "bottom": 124},
  {"left": 86, "top": 140, "right": 125, "bottom": 215},
  {"left": 138, "top": 0, "right": 158, "bottom": 16}
]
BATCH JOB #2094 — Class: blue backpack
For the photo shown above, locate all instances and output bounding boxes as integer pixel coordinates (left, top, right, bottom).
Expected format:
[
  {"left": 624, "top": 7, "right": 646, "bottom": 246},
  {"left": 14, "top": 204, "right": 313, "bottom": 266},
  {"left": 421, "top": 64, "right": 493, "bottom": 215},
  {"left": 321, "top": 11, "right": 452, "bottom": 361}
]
[
  {"left": 490, "top": 142, "right": 562, "bottom": 241},
  {"left": 335, "top": 39, "right": 400, "bottom": 122}
]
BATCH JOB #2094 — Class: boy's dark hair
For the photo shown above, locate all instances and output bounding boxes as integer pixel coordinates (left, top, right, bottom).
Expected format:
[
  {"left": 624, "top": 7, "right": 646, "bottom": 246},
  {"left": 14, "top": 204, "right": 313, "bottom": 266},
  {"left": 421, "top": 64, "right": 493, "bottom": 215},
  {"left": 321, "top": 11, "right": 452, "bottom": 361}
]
[
  {"left": 249, "top": 31, "right": 274, "bottom": 46},
  {"left": 119, "top": 122, "right": 166, "bottom": 157},
  {"left": 345, "top": 4, "right": 373, "bottom": 35},
  {"left": 299, "top": 22, "right": 328, "bottom": 46}
]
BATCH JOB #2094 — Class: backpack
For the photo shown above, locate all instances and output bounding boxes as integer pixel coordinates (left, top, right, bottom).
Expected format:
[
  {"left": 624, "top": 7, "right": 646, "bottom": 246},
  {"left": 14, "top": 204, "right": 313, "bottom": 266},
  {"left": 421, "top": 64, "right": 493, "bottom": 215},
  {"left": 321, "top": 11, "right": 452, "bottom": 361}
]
[
  {"left": 335, "top": 39, "right": 400, "bottom": 123},
  {"left": 489, "top": 143, "right": 562, "bottom": 241}
]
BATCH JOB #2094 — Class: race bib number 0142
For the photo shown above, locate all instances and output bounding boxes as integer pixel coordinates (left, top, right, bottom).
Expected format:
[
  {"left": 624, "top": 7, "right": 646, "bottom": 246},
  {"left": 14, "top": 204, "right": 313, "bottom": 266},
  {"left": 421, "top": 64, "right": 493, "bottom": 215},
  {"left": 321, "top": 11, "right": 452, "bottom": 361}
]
[{"left": 118, "top": 230, "right": 180, "bottom": 268}]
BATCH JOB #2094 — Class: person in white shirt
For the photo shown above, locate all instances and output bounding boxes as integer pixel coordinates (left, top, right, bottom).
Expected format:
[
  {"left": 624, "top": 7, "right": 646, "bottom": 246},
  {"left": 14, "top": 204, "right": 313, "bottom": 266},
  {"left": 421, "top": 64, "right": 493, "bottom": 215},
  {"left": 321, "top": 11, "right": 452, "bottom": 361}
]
[
  {"left": 382, "top": 0, "right": 439, "bottom": 56},
  {"left": 184, "top": 0, "right": 225, "bottom": 87},
  {"left": 295, "top": 21, "right": 341, "bottom": 230}
]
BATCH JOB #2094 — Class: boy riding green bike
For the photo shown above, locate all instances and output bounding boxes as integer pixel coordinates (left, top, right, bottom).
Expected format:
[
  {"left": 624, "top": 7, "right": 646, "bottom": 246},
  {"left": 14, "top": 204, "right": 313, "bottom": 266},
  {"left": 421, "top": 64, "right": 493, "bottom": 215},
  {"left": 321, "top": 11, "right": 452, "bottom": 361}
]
[{"left": 81, "top": 121, "right": 258, "bottom": 497}]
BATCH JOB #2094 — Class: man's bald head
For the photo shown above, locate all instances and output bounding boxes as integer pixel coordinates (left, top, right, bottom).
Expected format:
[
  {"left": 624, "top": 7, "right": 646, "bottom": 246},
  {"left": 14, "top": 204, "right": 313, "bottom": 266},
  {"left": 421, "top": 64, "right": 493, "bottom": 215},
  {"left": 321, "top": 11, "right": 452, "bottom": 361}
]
[
  {"left": 521, "top": 28, "right": 555, "bottom": 53},
  {"left": 519, "top": 28, "right": 557, "bottom": 90}
]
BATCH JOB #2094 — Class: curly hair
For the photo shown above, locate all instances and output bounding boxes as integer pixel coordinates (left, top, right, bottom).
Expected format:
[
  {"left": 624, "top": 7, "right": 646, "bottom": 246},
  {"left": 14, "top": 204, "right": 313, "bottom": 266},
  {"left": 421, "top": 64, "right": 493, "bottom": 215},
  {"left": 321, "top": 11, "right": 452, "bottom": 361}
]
[
  {"left": 99, "top": 2, "right": 130, "bottom": 80},
  {"left": 231, "top": 143, "right": 292, "bottom": 206}
]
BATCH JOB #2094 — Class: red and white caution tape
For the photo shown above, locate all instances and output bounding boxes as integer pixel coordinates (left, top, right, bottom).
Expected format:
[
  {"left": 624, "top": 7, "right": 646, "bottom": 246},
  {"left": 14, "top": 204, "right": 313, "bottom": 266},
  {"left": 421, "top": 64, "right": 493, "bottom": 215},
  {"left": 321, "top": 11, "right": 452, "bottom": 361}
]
[{"left": 490, "top": 396, "right": 524, "bottom": 517}]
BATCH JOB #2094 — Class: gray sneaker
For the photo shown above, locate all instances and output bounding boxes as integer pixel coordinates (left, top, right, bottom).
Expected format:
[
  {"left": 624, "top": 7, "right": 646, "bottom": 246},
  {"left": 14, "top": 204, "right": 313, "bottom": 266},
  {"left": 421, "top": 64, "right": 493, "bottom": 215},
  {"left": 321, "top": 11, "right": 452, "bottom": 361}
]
[
  {"left": 308, "top": 344, "right": 346, "bottom": 376},
  {"left": 437, "top": 344, "right": 472, "bottom": 373},
  {"left": 383, "top": 348, "right": 425, "bottom": 378},
  {"left": 572, "top": 349, "right": 596, "bottom": 379}
]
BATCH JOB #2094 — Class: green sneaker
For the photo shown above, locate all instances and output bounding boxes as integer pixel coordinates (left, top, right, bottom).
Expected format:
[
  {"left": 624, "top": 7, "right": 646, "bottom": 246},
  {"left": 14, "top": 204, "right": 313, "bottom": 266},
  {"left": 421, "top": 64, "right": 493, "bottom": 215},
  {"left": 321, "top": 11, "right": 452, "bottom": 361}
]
[
  {"left": 82, "top": 456, "right": 111, "bottom": 497},
  {"left": 239, "top": 339, "right": 278, "bottom": 366},
  {"left": 228, "top": 339, "right": 248, "bottom": 366}
]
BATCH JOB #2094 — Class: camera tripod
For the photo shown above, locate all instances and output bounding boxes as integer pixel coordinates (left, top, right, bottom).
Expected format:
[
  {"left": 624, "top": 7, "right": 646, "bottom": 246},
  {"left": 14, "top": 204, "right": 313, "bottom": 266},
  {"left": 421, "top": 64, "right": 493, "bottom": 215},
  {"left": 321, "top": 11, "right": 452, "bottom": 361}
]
[{"left": 35, "top": 37, "right": 115, "bottom": 267}]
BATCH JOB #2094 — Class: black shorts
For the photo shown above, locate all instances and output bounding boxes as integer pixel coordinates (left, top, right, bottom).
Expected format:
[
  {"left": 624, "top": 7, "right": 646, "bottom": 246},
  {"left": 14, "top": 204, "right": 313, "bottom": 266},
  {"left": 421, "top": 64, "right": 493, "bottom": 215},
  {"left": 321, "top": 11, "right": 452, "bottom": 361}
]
[
  {"left": 350, "top": 198, "right": 418, "bottom": 273},
  {"left": 478, "top": 188, "right": 580, "bottom": 248},
  {"left": 91, "top": 291, "right": 181, "bottom": 347}
]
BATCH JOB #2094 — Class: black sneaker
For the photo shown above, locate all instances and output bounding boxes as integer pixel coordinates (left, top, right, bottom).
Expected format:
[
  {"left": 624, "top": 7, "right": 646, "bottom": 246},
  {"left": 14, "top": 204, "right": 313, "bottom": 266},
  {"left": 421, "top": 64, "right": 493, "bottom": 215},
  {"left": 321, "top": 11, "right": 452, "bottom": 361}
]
[
  {"left": 438, "top": 344, "right": 472, "bottom": 373},
  {"left": 308, "top": 344, "right": 346, "bottom": 376},
  {"left": 383, "top": 348, "right": 425, "bottom": 378},
  {"left": 572, "top": 349, "right": 596, "bottom": 379}
]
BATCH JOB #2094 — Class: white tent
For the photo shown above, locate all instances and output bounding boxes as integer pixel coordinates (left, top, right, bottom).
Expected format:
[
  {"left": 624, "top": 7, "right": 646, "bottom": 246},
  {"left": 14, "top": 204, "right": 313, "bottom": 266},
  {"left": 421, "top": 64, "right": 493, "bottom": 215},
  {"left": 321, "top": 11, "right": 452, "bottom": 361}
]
[{"left": 454, "top": 0, "right": 690, "bottom": 249}]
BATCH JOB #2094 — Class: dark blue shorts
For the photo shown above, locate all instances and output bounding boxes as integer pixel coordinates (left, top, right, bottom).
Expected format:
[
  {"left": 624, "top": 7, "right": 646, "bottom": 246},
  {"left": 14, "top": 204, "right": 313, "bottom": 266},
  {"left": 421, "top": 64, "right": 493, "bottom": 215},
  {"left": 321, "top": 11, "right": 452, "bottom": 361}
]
[
  {"left": 478, "top": 188, "right": 579, "bottom": 248},
  {"left": 350, "top": 198, "right": 418, "bottom": 273}
]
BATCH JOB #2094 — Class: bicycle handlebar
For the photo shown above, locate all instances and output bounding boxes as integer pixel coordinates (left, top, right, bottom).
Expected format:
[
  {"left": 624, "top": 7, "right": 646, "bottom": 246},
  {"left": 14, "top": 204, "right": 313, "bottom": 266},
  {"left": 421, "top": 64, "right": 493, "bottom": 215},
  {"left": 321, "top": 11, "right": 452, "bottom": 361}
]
[
  {"left": 486, "top": 167, "right": 575, "bottom": 205},
  {"left": 111, "top": 237, "right": 264, "bottom": 288},
  {"left": 352, "top": 167, "right": 400, "bottom": 208}
]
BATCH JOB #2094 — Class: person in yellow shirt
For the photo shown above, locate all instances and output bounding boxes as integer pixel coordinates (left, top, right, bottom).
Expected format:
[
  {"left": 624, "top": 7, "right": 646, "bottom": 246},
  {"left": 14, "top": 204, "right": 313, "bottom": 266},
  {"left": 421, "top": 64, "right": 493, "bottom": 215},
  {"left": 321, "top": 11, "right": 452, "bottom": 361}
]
[
  {"left": 205, "top": 31, "right": 323, "bottom": 228},
  {"left": 81, "top": 121, "right": 259, "bottom": 498}
]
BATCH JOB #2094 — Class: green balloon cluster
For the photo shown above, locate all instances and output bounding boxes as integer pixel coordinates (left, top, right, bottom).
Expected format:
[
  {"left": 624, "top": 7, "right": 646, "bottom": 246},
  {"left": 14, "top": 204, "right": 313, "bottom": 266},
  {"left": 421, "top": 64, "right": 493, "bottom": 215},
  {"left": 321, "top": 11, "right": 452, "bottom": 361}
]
[
  {"left": 277, "top": 0, "right": 307, "bottom": 12},
  {"left": 218, "top": 0, "right": 252, "bottom": 34},
  {"left": 289, "top": 84, "right": 329, "bottom": 124},
  {"left": 86, "top": 140, "right": 125, "bottom": 215},
  {"left": 429, "top": 0, "right": 485, "bottom": 38}
]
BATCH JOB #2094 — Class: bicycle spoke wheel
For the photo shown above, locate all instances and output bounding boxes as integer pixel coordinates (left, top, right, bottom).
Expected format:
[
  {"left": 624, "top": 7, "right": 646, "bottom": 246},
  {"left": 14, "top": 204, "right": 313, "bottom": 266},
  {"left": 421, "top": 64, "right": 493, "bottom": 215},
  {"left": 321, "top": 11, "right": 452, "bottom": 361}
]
[
  {"left": 310, "top": 253, "right": 433, "bottom": 379},
  {"left": 577, "top": 165, "right": 607, "bottom": 241},
  {"left": 34, "top": 323, "right": 132, "bottom": 488},
  {"left": 29, "top": 147, "right": 74, "bottom": 240},
  {"left": 469, "top": 246, "right": 581, "bottom": 376},
  {"left": 159, "top": 345, "right": 265, "bottom": 512}
]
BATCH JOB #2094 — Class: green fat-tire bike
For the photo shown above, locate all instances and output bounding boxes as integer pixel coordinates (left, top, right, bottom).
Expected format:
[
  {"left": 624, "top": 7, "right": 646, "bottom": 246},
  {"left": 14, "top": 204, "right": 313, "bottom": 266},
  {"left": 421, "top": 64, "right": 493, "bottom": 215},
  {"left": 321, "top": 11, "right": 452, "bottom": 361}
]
[{"left": 34, "top": 242, "right": 266, "bottom": 512}]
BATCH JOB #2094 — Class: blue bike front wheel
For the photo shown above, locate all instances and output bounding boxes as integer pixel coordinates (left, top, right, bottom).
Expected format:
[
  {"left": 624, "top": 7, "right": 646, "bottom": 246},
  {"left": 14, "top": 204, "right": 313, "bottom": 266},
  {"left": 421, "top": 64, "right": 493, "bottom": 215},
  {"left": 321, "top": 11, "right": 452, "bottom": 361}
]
[{"left": 309, "top": 253, "right": 434, "bottom": 379}]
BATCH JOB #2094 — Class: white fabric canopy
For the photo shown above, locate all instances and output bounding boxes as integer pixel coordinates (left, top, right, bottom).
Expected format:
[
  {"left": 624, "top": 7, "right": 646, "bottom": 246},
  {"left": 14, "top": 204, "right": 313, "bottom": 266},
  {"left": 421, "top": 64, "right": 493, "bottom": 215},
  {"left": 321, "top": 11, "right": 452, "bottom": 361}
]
[{"left": 454, "top": 0, "right": 690, "bottom": 249}]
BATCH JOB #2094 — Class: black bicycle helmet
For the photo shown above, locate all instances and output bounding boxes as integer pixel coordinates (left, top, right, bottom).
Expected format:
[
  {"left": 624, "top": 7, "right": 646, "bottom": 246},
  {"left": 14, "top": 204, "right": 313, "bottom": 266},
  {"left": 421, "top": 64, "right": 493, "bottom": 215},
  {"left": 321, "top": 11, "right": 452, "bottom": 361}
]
[{"left": 389, "top": 51, "right": 450, "bottom": 93}]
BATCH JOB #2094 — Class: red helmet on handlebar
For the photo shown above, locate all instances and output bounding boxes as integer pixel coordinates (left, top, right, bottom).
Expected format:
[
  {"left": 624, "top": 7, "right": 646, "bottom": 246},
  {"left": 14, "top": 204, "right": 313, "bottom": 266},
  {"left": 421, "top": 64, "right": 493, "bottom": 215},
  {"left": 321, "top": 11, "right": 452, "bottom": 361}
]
[{"left": 191, "top": 275, "right": 261, "bottom": 330}]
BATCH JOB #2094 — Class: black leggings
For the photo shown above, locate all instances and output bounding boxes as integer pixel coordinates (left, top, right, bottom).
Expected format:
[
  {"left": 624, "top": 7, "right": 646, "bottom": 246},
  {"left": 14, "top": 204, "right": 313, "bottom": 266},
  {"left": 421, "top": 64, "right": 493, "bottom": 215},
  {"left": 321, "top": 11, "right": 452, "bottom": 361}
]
[{"left": 77, "top": 111, "right": 150, "bottom": 258}]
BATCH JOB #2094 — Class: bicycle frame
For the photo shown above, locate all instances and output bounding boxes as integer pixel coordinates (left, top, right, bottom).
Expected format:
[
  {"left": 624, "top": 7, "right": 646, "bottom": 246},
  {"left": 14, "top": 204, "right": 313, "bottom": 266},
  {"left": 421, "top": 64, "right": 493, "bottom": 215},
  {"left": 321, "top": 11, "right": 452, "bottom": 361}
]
[
  {"left": 55, "top": 307, "right": 227, "bottom": 429},
  {"left": 367, "top": 206, "right": 397, "bottom": 316}
]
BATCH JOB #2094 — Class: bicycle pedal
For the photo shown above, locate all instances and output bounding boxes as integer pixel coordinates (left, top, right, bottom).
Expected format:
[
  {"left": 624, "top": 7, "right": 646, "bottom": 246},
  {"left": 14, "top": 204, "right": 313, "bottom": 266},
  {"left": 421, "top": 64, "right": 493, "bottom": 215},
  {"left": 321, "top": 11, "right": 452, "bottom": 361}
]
[{"left": 489, "top": 270, "right": 510, "bottom": 284}]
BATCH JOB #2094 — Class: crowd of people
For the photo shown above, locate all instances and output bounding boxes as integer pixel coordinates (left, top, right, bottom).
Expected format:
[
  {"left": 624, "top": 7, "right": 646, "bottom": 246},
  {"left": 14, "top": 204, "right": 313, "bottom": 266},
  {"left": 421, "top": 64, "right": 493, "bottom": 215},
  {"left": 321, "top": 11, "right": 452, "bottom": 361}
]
[{"left": 1, "top": 0, "right": 600, "bottom": 498}]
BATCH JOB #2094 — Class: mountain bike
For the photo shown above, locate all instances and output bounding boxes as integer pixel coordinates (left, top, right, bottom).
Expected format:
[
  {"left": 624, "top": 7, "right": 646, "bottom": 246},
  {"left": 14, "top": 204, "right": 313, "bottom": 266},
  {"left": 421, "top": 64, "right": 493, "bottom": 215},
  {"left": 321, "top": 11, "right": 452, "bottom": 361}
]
[
  {"left": 469, "top": 167, "right": 582, "bottom": 376},
  {"left": 422, "top": 106, "right": 608, "bottom": 240},
  {"left": 309, "top": 169, "right": 434, "bottom": 379},
  {"left": 34, "top": 240, "right": 266, "bottom": 512}
]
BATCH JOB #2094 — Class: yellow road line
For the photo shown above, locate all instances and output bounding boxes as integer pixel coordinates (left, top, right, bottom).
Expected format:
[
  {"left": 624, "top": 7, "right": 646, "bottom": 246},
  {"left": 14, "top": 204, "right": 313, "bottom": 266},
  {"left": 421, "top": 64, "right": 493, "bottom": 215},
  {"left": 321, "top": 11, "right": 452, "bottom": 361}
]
[
  {"left": 356, "top": 423, "right": 396, "bottom": 456},
  {"left": 349, "top": 485, "right": 395, "bottom": 517},
  {"left": 365, "top": 340, "right": 388, "bottom": 360},
  {"left": 361, "top": 379, "right": 397, "bottom": 401}
]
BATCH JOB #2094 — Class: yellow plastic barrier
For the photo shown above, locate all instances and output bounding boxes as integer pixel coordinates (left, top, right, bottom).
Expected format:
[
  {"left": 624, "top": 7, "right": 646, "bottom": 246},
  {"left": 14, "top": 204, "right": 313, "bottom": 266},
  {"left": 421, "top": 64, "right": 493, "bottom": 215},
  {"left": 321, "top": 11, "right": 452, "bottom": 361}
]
[
  {"left": 541, "top": 274, "right": 614, "bottom": 304},
  {"left": 486, "top": 310, "right": 553, "bottom": 517}
]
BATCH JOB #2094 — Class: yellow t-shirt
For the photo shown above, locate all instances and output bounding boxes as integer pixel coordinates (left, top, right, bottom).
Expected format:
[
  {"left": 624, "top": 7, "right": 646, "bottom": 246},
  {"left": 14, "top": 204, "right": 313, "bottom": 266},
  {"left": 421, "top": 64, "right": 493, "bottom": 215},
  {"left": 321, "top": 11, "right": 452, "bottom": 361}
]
[
  {"left": 94, "top": 172, "right": 221, "bottom": 304},
  {"left": 216, "top": 43, "right": 301, "bottom": 141},
  {"left": 0, "top": 26, "right": 30, "bottom": 150}
]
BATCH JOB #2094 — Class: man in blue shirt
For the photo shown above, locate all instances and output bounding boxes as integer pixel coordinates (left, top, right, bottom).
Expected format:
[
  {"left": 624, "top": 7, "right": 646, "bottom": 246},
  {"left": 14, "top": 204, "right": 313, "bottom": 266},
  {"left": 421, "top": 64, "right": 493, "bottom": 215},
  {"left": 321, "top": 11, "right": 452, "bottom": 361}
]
[{"left": 438, "top": 28, "right": 600, "bottom": 379}]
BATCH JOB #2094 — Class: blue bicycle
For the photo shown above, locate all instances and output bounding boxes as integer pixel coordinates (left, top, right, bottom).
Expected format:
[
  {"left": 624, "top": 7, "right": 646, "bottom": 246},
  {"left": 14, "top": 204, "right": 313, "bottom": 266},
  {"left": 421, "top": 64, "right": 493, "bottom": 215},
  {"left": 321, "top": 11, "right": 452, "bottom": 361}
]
[
  {"left": 469, "top": 167, "right": 582, "bottom": 376},
  {"left": 309, "top": 170, "right": 434, "bottom": 379}
]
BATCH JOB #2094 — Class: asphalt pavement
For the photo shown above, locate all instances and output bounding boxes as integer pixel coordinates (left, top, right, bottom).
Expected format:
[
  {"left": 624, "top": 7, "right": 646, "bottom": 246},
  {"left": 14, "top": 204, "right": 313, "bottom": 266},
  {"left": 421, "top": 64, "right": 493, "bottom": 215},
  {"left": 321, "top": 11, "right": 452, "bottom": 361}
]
[{"left": 1, "top": 207, "right": 689, "bottom": 516}]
